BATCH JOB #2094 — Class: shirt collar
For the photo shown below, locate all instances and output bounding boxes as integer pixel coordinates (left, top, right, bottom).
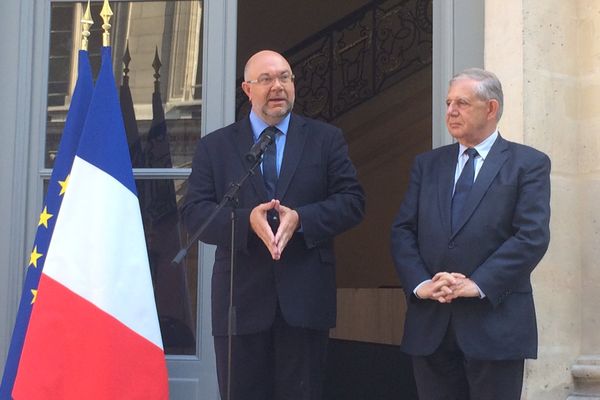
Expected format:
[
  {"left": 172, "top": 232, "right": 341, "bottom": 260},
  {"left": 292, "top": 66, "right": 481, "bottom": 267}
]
[
  {"left": 249, "top": 111, "right": 290, "bottom": 141},
  {"left": 458, "top": 130, "right": 498, "bottom": 161}
]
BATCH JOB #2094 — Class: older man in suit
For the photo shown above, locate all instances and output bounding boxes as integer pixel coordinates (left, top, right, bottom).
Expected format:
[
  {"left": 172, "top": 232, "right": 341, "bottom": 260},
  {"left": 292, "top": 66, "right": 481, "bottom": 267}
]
[
  {"left": 181, "top": 50, "right": 364, "bottom": 400},
  {"left": 390, "top": 68, "right": 550, "bottom": 400}
]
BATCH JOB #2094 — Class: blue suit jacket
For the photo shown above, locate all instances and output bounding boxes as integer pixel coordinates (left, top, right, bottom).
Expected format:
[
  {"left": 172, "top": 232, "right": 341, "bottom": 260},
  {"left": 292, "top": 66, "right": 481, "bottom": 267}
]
[
  {"left": 391, "top": 134, "right": 550, "bottom": 360},
  {"left": 182, "top": 114, "right": 365, "bottom": 336}
]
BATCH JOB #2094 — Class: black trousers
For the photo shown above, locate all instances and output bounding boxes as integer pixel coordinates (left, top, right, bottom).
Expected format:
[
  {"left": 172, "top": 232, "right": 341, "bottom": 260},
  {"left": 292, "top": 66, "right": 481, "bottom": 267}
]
[
  {"left": 412, "top": 323, "right": 524, "bottom": 400},
  {"left": 214, "top": 306, "right": 329, "bottom": 400}
]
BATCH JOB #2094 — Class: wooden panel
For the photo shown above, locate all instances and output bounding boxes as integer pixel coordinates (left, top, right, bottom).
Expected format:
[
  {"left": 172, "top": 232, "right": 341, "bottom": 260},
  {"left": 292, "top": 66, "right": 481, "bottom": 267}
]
[{"left": 330, "top": 288, "right": 407, "bottom": 345}]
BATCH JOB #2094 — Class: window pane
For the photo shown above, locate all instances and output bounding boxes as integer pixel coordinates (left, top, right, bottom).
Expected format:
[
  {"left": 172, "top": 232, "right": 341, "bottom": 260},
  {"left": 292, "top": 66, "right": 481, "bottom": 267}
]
[
  {"left": 50, "top": 4, "right": 74, "bottom": 31},
  {"left": 139, "top": 178, "right": 197, "bottom": 355},
  {"left": 46, "top": 1, "right": 203, "bottom": 170}
]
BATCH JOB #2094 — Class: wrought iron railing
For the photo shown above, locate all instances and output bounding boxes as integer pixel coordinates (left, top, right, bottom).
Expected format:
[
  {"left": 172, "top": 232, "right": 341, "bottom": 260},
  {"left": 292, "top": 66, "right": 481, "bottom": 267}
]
[{"left": 236, "top": 0, "right": 432, "bottom": 122}]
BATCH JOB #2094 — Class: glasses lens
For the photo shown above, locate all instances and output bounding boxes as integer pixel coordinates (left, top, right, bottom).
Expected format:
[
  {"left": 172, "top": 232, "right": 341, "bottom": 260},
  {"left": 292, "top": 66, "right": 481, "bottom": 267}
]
[
  {"left": 253, "top": 73, "right": 294, "bottom": 85},
  {"left": 259, "top": 76, "right": 273, "bottom": 85}
]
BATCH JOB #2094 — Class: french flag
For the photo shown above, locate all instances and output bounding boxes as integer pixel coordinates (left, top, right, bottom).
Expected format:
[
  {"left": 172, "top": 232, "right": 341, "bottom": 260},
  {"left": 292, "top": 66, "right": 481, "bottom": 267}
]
[{"left": 12, "top": 47, "right": 169, "bottom": 399}]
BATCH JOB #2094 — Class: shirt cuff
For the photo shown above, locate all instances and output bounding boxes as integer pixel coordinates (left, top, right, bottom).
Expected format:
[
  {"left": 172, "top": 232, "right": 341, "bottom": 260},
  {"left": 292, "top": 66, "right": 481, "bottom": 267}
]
[
  {"left": 473, "top": 281, "right": 486, "bottom": 298},
  {"left": 413, "top": 280, "right": 431, "bottom": 299}
]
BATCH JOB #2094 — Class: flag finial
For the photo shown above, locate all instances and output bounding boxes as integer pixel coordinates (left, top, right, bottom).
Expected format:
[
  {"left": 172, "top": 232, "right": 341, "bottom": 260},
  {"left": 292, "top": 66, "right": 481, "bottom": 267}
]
[
  {"left": 81, "top": 0, "right": 93, "bottom": 51},
  {"left": 123, "top": 41, "right": 132, "bottom": 77},
  {"left": 101, "top": 0, "right": 113, "bottom": 47},
  {"left": 152, "top": 46, "right": 162, "bottom": 91}
]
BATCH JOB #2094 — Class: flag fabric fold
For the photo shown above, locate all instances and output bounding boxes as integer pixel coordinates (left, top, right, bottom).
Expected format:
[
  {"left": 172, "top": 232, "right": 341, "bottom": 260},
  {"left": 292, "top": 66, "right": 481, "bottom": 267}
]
[
  {"left": 12, "top": 46, "right": 169, "bottom": 400},
  {"left": 0, "top": 50, "right": 93, "bottom": 400}
]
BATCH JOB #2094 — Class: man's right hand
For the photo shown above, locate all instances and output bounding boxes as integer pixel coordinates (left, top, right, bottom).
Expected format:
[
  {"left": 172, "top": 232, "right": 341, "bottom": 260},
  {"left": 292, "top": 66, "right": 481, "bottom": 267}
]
[{"left": 249, "top": 200, "right": 279, "bottom": 259}]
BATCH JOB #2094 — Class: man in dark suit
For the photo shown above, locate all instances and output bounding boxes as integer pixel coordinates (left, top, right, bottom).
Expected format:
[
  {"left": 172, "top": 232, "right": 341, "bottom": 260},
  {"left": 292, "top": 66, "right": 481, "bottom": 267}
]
[
  {"left": 390, "top": 68, "right": 551, "bottom": 400},
  {"left": 181, "top": 50, "right": 364, "bottom": 400}
]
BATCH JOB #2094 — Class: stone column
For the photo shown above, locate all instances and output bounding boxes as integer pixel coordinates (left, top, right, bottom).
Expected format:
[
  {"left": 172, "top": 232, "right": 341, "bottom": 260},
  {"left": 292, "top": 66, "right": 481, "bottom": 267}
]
[
  {"left": 486, "top": 0, "right": 600, "bottom": 399},
  {"left": 568, "top": 1, "right": 600, "bottom": 399}
]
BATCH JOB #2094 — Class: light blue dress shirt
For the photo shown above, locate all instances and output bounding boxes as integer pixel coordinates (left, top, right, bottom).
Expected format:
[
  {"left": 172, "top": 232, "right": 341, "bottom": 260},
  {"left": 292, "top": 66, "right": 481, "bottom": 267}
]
[{"left": 249, "top": 111, "right": 290, "bottom": 176}]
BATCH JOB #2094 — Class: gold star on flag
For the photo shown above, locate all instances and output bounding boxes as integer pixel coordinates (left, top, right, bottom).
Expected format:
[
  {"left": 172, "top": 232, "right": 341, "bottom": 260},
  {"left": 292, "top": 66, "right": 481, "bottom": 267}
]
[
  {"left": 29, "top": 246, "right": 43, "bottom": 268},
  {"left": 59, "top": 174, "right": 70, "bottom": 196},
  {"left": 31, "top": 289, "right": 38, "bottom": 304},
  {"left": 38, "top": 206, "right": 54, "bottom": 228}
]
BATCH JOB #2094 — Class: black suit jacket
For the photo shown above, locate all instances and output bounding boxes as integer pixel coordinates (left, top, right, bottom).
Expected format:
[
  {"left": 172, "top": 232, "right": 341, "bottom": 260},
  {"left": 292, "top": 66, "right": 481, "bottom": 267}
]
[
  {"left": 181, "top": 114, "right": 364, "bottom": 336},
  {"left": 391, "top": 134, "right": 550, "bottom": 360}
]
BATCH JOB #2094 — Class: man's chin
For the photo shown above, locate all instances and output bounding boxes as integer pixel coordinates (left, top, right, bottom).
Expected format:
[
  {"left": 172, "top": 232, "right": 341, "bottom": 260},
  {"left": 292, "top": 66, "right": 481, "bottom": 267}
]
[
  {"left": 448, "top": 129, "right": 463, "bottom": 139},
  {"left": 263, "top": 105, "right": 293, "bottom": 119}
]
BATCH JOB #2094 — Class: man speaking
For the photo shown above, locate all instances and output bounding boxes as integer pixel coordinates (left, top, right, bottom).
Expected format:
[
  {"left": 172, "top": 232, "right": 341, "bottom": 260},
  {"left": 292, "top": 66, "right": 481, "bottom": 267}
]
[{"left": 182, "top": 50, "right": 364, "bottom": 400}]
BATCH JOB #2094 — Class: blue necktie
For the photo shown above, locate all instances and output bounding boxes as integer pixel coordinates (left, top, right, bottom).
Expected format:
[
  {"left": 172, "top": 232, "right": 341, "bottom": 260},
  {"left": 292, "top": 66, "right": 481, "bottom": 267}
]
[
  {"left": 451, "top": 148, "right": 478, "bottom": 233},
  {"left": 261, "top": 126, "right": 278, "bottom": 200}
]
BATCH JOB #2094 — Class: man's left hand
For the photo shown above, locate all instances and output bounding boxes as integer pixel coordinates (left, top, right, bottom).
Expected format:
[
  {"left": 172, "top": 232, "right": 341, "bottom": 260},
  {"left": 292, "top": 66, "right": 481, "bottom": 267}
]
[
  {"left": 444, "top": 274, "right": 480, "bottom": 301},
  {"left": 273, "top": 201, "right": 299, "bottom": 260}
]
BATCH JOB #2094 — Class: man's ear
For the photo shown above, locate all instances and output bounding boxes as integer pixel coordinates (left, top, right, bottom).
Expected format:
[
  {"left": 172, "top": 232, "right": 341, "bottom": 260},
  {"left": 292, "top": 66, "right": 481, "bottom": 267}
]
[
  {"left": 488, "top": 99, "right": 499, "bottom": 120},
  {"left": 241, "top": 81, "right": 252, "bottom": 101}
]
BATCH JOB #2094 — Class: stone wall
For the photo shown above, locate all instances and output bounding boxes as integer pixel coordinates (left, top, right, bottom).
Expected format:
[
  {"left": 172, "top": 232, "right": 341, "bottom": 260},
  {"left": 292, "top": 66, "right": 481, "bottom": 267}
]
[{"left": 485, "top": 1, "right": 600, "bottom": 399}]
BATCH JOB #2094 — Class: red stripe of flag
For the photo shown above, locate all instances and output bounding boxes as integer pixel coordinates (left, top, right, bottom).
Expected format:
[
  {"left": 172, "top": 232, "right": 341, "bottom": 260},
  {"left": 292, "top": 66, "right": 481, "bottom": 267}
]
[{"left": 13, "top": 275, "right": 168, "bottom": 400}]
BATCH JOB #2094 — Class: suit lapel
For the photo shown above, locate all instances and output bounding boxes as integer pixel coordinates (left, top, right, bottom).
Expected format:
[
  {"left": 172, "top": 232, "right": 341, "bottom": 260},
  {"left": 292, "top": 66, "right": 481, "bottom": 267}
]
[
  {"left": 450, "top": 135, "right": 510, "bottom": 238},
  {"left": 233, "top": 117, "right": 269, "bottom": 200},
  {"left": 276, "top": 114, "right": 307, "bottom": 200},
  {"left": 438, "top": 144, "right": 459, "bottom": 237}
]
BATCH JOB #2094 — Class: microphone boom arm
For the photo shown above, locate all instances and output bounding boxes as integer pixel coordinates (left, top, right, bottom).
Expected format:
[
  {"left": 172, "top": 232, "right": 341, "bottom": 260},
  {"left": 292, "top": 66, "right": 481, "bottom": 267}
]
[{"left": 172, "top": 154, "right": 263, "bottom": 265}]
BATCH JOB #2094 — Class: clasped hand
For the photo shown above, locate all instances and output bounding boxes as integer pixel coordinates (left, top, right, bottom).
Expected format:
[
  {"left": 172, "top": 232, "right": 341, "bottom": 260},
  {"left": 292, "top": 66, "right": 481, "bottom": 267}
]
[
  {"left": 416, "top": 272, "right": 480, "bottom": 303},
  {"left": 249, "top": 199, "right": 299, "bottom": 260}
]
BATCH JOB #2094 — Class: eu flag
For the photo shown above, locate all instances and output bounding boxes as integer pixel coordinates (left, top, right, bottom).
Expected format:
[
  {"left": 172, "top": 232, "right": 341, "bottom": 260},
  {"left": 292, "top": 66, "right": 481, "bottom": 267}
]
[{"left": 0, "top": 50, "right": 93, "bottom": 400}]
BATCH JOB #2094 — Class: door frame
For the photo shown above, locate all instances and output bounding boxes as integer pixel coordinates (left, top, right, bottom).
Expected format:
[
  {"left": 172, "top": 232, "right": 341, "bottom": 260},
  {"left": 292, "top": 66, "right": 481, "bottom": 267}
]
[{"left": 433, "top": 0, "right": 484, "bottom": 148}]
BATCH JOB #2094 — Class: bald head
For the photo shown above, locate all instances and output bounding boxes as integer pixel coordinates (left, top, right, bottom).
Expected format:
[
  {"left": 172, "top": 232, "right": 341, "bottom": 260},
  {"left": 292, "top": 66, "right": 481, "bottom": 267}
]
[{"left": 244, "top": 50, "right": 292, "bottom": 81}]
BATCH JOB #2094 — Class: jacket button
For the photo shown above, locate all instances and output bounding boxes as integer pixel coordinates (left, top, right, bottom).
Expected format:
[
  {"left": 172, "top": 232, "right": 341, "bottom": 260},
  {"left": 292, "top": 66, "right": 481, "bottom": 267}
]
[{"left": 448, "top": 241, "right": 455, "bottom": 249}]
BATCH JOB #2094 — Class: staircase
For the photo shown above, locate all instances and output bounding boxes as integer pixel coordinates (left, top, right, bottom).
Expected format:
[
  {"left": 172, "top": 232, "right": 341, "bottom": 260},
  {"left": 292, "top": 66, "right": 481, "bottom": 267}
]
[{"left": 235, "top": 0, "right": 432, "bottom": 123}]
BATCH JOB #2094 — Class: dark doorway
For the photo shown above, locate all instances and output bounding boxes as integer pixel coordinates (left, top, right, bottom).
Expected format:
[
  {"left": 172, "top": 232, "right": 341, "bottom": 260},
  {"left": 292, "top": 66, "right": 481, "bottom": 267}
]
[
  {"left": 325, "top": 339, "right": 418, "bottom": 400},
  {"left": 237, "top": 1, "right": 432, "bottom": 397}
]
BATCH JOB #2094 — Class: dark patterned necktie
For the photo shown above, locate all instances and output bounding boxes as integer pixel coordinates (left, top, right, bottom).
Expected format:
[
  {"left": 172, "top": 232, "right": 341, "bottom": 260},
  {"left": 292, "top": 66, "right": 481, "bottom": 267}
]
[
  {"left": 451, "top": 148, "right": 478, "bottom": 233},
  {"left": 261, "top": 126, "right": 278, "bottom": 200}
]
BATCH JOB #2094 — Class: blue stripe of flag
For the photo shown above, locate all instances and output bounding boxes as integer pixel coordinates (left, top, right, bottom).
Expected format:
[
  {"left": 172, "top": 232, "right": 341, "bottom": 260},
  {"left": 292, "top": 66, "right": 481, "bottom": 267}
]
[{"left": 76, "top": 46, "right": 137, "bottom": 195}]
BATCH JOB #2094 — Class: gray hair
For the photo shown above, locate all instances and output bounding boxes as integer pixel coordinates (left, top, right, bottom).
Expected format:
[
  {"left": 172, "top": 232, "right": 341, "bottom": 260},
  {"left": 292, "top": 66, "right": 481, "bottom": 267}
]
[{"left": 450, "top": 68, "right": 504, "bottom": 120}]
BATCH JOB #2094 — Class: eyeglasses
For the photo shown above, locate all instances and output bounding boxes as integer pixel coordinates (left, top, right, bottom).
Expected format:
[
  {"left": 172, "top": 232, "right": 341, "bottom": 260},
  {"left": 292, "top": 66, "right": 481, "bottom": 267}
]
[{"left": 246, "top": 73, "right": 295, "bottom": 86}]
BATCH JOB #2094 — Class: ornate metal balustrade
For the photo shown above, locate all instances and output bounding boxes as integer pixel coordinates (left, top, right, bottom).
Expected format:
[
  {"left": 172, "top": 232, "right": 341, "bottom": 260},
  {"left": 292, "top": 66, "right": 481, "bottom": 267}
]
[{"left": 236, "top": 0, "right": 432, "bottom": 122}]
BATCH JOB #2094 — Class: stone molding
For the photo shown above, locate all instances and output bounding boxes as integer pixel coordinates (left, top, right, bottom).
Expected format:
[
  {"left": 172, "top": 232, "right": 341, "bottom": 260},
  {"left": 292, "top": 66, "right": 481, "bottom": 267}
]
[{"left": 568, "top": 356, "right": 600, "bottom": 399}]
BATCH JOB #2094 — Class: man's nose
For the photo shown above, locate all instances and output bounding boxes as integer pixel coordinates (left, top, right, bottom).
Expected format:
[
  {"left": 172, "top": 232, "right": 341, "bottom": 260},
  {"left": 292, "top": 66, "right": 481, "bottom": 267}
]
[
  {"left": 447, "top": 103, "right": 458, "bottom": 115},
  {"left": 271, "top": 79, "right": 284, "bottom": 90}
]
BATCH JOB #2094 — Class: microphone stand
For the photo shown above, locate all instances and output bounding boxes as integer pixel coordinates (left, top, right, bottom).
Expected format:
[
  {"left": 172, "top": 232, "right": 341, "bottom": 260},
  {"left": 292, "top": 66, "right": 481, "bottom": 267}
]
[{"left": 172, "top": 153, "right": 266, "bottom": 400}]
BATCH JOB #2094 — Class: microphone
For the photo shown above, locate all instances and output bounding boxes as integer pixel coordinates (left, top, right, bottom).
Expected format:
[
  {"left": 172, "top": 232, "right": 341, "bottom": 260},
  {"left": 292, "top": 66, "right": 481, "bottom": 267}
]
[{"left": 245, "top": 128, "right": 276, "bottom": 163}]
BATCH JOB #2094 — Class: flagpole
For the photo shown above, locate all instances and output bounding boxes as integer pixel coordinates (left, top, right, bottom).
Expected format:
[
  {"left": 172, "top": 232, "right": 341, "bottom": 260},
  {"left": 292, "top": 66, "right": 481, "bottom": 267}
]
[{"left": 172, "top": 147, "right": 267, "bottom": 400}]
